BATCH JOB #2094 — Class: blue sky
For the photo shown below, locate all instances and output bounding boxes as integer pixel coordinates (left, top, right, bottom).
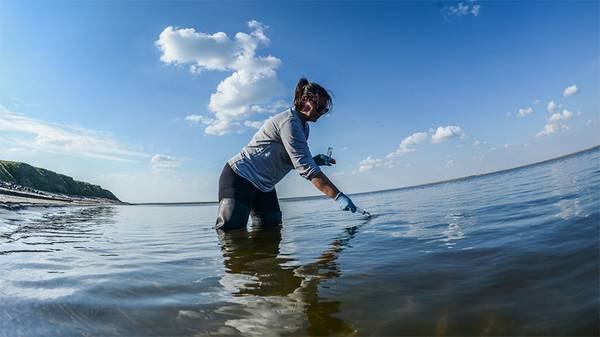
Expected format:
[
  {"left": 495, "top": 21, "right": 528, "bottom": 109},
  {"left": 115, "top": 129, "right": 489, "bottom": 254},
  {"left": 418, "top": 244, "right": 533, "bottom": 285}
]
[{"left": 0, "top": 1, "right": 598, "bottom": 202}]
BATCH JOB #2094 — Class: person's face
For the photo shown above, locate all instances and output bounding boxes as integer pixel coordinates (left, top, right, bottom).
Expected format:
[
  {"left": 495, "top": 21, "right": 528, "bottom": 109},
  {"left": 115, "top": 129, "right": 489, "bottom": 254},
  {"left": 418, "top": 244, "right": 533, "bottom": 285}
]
[{"left": 300, "top": 96, "right": 329, "bottom": 122}]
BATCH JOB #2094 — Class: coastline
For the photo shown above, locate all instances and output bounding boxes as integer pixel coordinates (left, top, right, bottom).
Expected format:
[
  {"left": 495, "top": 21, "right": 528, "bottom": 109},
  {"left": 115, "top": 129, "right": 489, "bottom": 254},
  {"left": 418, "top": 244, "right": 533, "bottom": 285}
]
[
  {"left": 0, "top": 186, "right": 124, "bottom": 211},
  {"left": 3, "top": 145, "right": 598, "bottom": 209}
]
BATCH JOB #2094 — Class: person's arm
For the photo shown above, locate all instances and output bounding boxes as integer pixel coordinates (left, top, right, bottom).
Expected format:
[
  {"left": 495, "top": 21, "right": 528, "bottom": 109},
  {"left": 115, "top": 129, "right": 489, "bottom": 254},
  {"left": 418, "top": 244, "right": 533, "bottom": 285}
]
[
  {"left": 279, "top": 116, "right": 355, "bottom": 212},
  {"left": 279, "top": 117, "right": 321, "bottom": 179},
  {"left": 311, "top": 172, "right": 357, "bottom": 212},
  {"left": 310, "top": 171, "right": 340, "bottom": 198}
]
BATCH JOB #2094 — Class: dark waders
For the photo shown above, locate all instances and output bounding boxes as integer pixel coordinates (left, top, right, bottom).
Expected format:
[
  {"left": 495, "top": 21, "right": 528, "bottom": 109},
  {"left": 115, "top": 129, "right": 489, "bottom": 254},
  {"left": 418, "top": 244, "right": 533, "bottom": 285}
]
[{"left": 215, "top": 163, "right": 283, "bottom": 231}]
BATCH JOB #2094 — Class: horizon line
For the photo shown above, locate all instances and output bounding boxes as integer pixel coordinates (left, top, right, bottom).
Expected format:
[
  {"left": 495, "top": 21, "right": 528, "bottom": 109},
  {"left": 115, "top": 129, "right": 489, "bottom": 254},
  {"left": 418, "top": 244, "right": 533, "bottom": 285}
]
[{"left": 130, "top": 144, "right": 600, "bottom": 206}]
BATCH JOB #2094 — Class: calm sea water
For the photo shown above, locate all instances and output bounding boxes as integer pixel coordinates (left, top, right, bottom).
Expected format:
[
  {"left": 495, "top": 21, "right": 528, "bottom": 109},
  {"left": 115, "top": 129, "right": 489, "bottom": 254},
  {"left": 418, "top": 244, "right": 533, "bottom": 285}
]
[{"left": 1, "top": 148, "right": 599, "bottom": 336}]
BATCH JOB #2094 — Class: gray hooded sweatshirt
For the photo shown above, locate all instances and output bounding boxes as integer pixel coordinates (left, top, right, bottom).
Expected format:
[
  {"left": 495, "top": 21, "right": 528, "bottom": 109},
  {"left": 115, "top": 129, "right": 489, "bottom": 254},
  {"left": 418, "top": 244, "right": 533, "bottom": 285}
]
[{"left": 228, "top": 108, "right": 321, "bottom": 192}]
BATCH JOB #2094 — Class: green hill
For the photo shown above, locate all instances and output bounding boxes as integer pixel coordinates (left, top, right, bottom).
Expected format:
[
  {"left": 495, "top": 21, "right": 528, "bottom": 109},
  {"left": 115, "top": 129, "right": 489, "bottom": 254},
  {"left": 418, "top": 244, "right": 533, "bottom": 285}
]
[{"left": 0, "top": 160, "right": 119, "bottom": 201}]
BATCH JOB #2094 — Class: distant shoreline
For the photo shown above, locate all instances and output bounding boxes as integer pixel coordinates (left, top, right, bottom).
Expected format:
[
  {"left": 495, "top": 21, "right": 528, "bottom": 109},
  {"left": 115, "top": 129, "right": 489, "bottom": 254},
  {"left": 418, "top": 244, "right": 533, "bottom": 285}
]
[
  {"left": 2, "top": 145, "right": 597, "bottom": 209},
  {"left": 130, "top": 144, "right": 600, "bottom": 206},
  {"left": 0, "top": 186, "right": 124, "bottom": 211}
]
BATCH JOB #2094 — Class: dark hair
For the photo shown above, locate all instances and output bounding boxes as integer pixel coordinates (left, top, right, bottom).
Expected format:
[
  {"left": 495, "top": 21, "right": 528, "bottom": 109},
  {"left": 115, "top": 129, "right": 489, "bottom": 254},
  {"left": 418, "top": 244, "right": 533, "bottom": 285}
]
[{"left": 293, "top": 77, "right": 332, "bottom": 112}]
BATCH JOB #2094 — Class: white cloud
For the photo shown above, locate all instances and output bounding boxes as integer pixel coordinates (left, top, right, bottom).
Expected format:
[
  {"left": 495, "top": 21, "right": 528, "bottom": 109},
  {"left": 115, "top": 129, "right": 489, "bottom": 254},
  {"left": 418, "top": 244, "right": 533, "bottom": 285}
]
[
  {"left": 536, "top": 108, "right": 574, "bottom": 138},
  {"left": 517, "top": 106, "right": 533, "bottom": 117},
  {"left": 444, "top": 2, "right": 481, "bottom": 17},
  {"left": 430, "top": 125, "right": 466, "bottom": 143},
  {"left": 563, "top": 85, "right": 580, "bottom": 97},
  {"left": 358, "top": 155, "right": 395, "bottom": 172},
  {"left": 367, "top": 124, "right": 465, "bottom": 173},
  {"left": 358, "top": 156, "right": 384, "bottom": 172},
  {"left": 156, "top": 27, "right": 236, "bottom": 71},
  {"left": 0, "top": 105, "right": 148, "bottom": 162},
  {"left": 204, "top": 119, "right": 243, "bottom": 135},
  {"left": 151, "top": 154, "right": 182, "bottom": 172},
  {"left": 185, "top": 114, "right": 214, "bottom": 125},
  {"left": 506, "top": 111, "right": 511, "bottom": 117},
  {"left": 547, "top": 101, "right": 558, "bottom": 113},
  {"left": 536, "top": 123, "right": 566, "bottom": 137},
  {"left": 243, "top": 119, "right": 267, "bottom": 129},
  {"left": 533, "top": 99, "right": 541, "bottom": 105},
  {"left": 445, "top": 159, "right": 455, "bottom": 168},
  {"left": 156, "top": 21, "right": 285, "bottom": 135},
  {"left": 548, "top": 109, "right": 573, "bottom": 123},
  {"left": 386, "top": 131, "right": 429, "bottom": 158}
]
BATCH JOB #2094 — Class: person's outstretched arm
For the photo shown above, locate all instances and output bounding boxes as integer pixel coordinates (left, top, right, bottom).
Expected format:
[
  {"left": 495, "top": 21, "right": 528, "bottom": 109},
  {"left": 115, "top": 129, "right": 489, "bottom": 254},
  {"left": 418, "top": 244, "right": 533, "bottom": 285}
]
[
  {"left": 310, "top": 171, "right": 340, "bottom": 198},
  {"left": 278, "top": 116, "right": 355, "bottom": 212},
  {"left": 311, "top": 172, "right": 357, "bottom": 212}
]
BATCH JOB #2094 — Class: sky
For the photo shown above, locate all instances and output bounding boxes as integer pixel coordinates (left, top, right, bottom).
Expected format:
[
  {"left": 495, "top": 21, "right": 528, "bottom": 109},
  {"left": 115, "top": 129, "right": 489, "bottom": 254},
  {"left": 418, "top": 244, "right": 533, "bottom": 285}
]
[{"left": 0, "top": 1, "right": 598, "bottom": 203}]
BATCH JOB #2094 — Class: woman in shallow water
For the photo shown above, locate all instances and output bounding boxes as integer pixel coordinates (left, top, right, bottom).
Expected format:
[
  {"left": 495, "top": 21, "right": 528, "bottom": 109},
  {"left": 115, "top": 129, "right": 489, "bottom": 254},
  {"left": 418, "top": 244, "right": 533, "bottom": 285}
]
[{"left": 216, "top": 77, "right": 357, "bottom": 231}]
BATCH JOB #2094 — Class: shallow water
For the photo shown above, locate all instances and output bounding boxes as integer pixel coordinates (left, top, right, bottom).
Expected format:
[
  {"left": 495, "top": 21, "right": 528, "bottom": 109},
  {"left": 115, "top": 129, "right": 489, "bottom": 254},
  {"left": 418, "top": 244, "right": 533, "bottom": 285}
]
[{"left": 1, "top": 148, "right": 599, "bottom": 336}]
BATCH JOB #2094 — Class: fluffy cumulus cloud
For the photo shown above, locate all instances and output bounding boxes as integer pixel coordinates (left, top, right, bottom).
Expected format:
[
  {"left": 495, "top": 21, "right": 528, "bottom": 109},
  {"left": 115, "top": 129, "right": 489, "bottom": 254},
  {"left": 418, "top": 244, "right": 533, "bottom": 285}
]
[
  {"left": 535, "top": 85, "right": 582, "bottom": 137},
  {"left": 243, "top": 118, "right": 269, "bottom": 129},
  {"left": 156, "top": 20, "right": 285, "bottom": 135},
  {"left": 387, "top": 131, "right": 429, "bottom": 158},
  {"left": 548, "top": 109, "right": 573, "bottom": 123},
  {"left": 156, "top": 27, "right": 236, "bottom": 71},
  {"left": 0, "top": 105, "right": 148, "bottom": 162},
  {"left": 443, "top": 1, "right": 481, "bottom": 17},
  {"left": 430, "top": 125, "right": 466, "bottom": 143},
  {"left": 358, "top": 156, "right": 384, "bottom": 172},
  {"left": 151, "top": 154, "right": 182, "bottom": 172},
  {"left": 386, "top": 125, "right": 466, "bottom": 159},
  {"left": 401, "top": 131, "right": 429, "bottom": 149},
  {"left": 537, "top": 109, "right": 574, "bottom": 138},
  {"left": 517, "top": 106, "right": 533, "bottom": 118},
  {"left": 536, "top": 123, "right": 565, "bottom": 137},
  {"left": 563, "top": 85, "right": 580, "bottom": 97},
  {"left": 363, "top": 125, "right": 465, "bottom": 173},
  {"left": 184, "top": 114, "right": 214, "bottom": 125}
]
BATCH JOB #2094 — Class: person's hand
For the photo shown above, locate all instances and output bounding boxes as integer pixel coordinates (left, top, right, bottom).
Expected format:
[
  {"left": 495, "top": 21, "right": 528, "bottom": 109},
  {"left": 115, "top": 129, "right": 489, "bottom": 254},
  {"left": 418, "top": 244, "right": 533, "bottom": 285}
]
[
  {"left": 335, "top": 192, "right": 357, "bottom": 212},
  {"left": 313, "top": 154, "right": 336, "bottom": 166}
]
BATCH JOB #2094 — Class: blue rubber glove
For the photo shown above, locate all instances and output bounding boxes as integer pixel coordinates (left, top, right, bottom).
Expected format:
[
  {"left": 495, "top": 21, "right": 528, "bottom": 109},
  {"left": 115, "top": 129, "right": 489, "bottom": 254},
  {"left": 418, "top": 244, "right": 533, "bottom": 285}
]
[
  {"left": 335, "top": 192, "right": 357, "bottom": 213},
  {"left": 313, "top": 154, "right": 335, "bottom": 166}
]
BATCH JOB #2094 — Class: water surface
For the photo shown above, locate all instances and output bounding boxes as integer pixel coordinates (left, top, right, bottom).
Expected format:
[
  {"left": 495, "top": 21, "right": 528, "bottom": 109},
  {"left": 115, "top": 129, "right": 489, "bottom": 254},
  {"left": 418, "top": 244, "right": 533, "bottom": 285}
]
[{"left": 1, "top": 148, "right": 598, "bottom": 336}]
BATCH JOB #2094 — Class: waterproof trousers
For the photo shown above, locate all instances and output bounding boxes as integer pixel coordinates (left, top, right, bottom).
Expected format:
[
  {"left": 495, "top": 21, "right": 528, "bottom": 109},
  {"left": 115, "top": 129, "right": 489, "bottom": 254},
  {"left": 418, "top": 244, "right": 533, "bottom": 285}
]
[{"left": 215, "top": 163, "right": 282, "bottom": 231}]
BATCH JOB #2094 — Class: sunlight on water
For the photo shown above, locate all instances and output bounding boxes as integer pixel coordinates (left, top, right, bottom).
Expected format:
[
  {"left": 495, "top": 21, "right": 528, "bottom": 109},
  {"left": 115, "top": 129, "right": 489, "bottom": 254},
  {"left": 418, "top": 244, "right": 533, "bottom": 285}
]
[{"left": 1, "top": 148, "right": 599, "bottom": 336}]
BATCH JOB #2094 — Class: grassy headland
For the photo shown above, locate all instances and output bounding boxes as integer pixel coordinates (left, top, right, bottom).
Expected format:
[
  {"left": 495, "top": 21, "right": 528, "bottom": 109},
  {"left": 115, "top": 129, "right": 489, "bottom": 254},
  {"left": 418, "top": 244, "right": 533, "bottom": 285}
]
[{"left": 0, "top": 160, "right": 119, "bottom": 201}]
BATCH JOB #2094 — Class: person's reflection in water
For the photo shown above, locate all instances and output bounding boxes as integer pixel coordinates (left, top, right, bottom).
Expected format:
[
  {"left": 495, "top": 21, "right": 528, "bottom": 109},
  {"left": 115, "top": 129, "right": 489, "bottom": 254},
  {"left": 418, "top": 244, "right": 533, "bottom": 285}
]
[
  {"left": 218, "top": 224, "right": 302, "bottom": 297},
  {"left": 216, "top": 223, "right": 359, "bottom": 336}
]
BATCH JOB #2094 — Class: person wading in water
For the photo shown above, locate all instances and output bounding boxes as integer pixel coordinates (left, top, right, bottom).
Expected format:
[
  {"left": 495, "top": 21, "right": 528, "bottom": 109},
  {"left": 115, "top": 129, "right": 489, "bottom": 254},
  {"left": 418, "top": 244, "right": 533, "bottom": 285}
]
[{"left": 215, "top": 77, "right": 357, "bottom": 231}]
